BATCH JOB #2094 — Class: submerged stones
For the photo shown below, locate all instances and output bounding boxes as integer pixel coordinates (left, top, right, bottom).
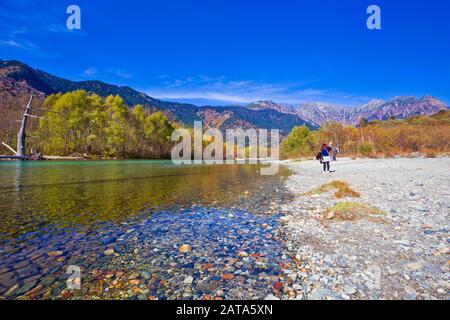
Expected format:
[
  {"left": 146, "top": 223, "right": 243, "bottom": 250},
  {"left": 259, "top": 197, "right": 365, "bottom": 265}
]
[
  {"left": 238, "top": 251, "right": 248, "bottom": 257},
  {"left": 179, "top": 244, "right": 191, "bottom": 253},
  {"left": 0, "top": 205, "right": 290, "bottom": 300},
  {"left": 221, "top": 273, "right": 235, "bottom": 281},
  {"left": 183, "top": 276, "right": 194, "bottom": 284},
  {"left": 100, "top": 237, "right": 117, "bottom": 246},
  {"left": 104, "top": 249, "right": 115, "bottom": 256},
  {"left": 47, "top": 251, "right": 63, "bottom": 257}
]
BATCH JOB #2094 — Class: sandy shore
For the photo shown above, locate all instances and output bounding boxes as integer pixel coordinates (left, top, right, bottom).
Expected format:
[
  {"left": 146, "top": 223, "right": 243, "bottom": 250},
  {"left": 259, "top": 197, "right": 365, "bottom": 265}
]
[{"left": 280, "top": 157, "right": 449, "bottom": 300}]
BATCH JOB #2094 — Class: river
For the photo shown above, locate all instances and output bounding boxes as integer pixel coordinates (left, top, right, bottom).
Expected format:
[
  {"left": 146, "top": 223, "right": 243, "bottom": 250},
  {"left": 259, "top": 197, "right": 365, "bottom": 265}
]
[{"left": 0, "top": 160, "right": 292, "bottom": 299}]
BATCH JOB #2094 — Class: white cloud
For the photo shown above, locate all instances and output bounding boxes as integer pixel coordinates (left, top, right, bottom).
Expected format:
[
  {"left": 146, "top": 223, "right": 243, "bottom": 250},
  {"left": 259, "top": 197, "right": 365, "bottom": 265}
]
[
  {"left": 0, "top": 39, "right": 23, "bottom": 48},
  {"left": 105, "top": 67, "right": 134, "bottom": 79},
  {"left": 83, "top": 67, "right": 98, "bottom": 76},
  {"left": 81, "top": 67, "right": 134, "bottom": 79},
  {"left": 0, "top": 38, "right": 35, "bottom": 50},
  {"left": 145, "top": 76, "right": 372, "bottom": 106}
]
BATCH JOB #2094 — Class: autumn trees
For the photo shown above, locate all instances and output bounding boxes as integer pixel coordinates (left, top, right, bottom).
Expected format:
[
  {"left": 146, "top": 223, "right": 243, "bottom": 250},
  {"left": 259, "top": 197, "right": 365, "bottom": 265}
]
[
  {"left": 6, "top": 89, "right": 449, "bottom": 160},
  {"left": 281, "top": 111, "right": 450, "bottom": 159},
  {"left": 36, "top": 90, "right": 176, "bottom": 158},
  {"left": 281, "top": 125, "right": 317, "bottom": 158}
]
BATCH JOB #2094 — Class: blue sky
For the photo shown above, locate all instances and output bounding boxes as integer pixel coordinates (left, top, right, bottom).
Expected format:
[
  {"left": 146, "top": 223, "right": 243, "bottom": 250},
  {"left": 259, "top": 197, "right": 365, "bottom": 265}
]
[{"left": 0, "top": 0, "right": 449, "bottom": 106}]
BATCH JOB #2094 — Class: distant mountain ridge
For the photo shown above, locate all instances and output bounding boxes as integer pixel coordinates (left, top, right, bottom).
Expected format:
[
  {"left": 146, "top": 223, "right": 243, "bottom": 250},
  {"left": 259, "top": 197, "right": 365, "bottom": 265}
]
[
  {"left": 247, "top": 96, "right": 448, "bottom": 126},
  {"left": 1, "top": 59, "right": 448, "bottom": 134}
]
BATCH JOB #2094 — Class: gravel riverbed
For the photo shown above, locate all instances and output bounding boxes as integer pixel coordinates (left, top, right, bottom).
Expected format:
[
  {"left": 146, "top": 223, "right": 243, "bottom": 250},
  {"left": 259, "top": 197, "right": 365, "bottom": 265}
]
[
  {"left": 279, "top": 157, "right": 449, "bottom": 300},
  {"left": 1, "top": 158, "right": 448, "bottom": 300}
]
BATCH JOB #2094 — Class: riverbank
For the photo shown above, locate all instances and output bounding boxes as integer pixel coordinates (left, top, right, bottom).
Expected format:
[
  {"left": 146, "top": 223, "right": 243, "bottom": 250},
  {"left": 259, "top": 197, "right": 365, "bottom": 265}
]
[{"left": 279, "top": 157, "right": 449, "bottom": 300}]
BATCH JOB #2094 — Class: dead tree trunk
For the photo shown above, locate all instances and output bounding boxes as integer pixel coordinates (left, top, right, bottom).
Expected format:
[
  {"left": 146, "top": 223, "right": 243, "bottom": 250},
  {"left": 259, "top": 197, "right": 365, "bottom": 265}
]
[
  {"left": 17, "top": 96, "right": 33, "bottom": 157},
  {"left": 359, "top": 117, "right": 366, "bottom": 144}
]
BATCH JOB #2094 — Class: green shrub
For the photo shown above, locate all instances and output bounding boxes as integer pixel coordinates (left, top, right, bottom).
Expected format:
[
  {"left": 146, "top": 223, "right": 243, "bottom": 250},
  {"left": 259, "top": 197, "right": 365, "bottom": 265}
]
[
  {"left": 357, "top": 142, "right": 374, "bottom": 156},
  {"left": 280, "top": 125, "right": 316, "bottom": 158}
]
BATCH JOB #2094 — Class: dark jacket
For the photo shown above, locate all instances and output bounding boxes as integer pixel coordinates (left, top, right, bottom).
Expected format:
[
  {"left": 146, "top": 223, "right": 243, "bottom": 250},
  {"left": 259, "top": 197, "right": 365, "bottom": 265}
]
[{"left": 320, "top": 148, "right": 330, "bottom": 157}]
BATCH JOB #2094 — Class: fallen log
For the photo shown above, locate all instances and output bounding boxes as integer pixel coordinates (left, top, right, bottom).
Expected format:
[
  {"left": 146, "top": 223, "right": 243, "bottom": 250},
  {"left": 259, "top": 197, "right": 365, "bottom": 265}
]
[{"left": 1, "top": 142, "right": 18, "bottom": 155}]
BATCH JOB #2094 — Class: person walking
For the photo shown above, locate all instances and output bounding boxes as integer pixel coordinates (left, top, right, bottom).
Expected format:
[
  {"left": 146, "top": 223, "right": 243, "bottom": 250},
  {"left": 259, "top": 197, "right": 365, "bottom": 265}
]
[
  {"left": 329, "top": 141, "right": 338, "bottom": 161},
  {"left": 319, "top": 143, "right": 332, "bottom": 173}
]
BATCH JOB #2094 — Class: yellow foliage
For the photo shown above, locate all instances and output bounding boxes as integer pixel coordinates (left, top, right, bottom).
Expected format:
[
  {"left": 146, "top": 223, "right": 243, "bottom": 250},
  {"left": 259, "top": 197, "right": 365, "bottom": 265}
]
[
  {"left": 282, "top": 111, "right": 450, "bottom": 158},
  {"left": 305, "top": 180, "right": 360, "bottom": 198},
  {"left": 324, "top": 201, "right": 387, "bottom": 223}
]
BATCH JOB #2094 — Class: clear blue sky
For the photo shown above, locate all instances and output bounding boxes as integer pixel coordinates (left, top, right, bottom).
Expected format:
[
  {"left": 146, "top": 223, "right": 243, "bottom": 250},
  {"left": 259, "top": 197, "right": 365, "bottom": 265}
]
[{"left": 1, "top": 0, "right": 449, "bottom": 106}]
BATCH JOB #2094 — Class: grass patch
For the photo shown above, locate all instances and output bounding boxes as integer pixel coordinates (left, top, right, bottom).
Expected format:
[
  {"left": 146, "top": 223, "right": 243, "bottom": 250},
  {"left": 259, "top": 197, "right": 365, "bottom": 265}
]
[
  {"left": 305, "top": 180, "right": 360, "bottom": 198},
  {"left": 324, "top": 201, "right": 387, "bottom": 223}
]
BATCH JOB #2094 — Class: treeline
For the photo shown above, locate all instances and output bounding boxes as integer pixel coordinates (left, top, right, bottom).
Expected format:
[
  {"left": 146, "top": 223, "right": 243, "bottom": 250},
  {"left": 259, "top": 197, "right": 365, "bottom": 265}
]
[
  {"left": 281, "top": 110, "right": 450, "bottom": 159},
  {"left": 35, "top": 90, "right": 176, "bottom": 158}
]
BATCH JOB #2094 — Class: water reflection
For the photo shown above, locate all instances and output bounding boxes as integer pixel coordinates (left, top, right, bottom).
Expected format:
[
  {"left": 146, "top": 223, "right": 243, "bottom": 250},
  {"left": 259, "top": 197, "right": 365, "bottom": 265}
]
[
  {"left": 0, "top": 161, "right": 290, "bottom": 238},
  {"left": 13, "top": 161, "right": 24, "bottom": 193}
]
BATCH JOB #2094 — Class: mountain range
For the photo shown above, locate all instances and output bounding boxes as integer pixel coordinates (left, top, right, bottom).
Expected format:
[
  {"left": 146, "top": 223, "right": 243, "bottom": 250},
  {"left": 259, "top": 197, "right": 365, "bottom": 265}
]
[
  {"left": 1, "top": 59, "right": 448, "bottom": 136},
  {"left": 249, "top": 96, "right": 448, "bottom": 126}
]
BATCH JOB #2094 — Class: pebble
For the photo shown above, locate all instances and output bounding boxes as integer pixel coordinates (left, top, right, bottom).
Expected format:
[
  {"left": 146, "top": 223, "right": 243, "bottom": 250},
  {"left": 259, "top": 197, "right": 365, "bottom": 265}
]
[
  {"left": 273, "top": 282, "right": 283, "bottom": 291},
  {"left": 4, "top": 284, "right": 19, "bottom": 297},
  {"left": 264, "top": 294, "right": 280, "bottom": 300},
  {"left": 47, "top": 251, "right": 63, "bottom": 257},
  {"left": 100, "top": 237, "right": 116, "bottom": 245},
  {"left": 179, "top": 244, "right": 191, "bottom": 253},
  {"left": 404, "top": 285, "right": 417, "bottom": 300},
  {"left": 221, "top": 273, "right": 234, "bottom": 280},
  {"left": 104, "top": 249, "right": 115, "bottom": 256},
  {"left": 292, "top": 284, "right": 302, "bottom": 290},
  {"left": 238, "top": 251, "right": 248, "bottom": 257},
  {"left": 196, "top": 282, "right": 218, "bottom": 291},
  {"left": 405, "top": 262, "right": 422, "bottom": 271},
  {"left": 183, "top": 276, "right": 194, "bottom": 285},
  {"left": 344, "top": 285, "right": 356, "bottom": 295},
  {"left": 308, "top": 288, "right": 329, "bottom": 300}
]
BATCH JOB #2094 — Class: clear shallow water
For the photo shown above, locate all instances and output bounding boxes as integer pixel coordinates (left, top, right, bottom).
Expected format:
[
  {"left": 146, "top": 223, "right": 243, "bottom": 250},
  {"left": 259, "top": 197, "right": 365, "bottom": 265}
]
[{"left": 0, "top": 160, "right": 292, "bottom": 299}]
